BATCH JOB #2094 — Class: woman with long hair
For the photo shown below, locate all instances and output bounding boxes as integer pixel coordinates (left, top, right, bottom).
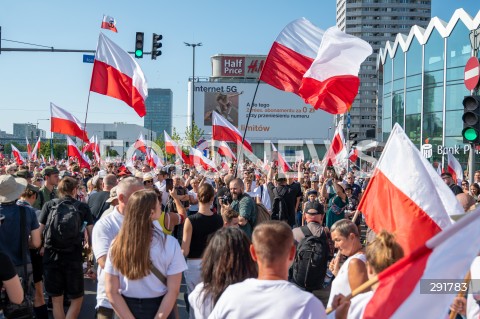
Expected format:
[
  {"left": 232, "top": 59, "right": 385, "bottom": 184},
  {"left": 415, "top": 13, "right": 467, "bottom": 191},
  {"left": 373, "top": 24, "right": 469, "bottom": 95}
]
[
  {"left": 188, "top": 227, "right": 258, "bottom": 318},
  {"left": 105, "top": 190, "right": 187, "bottom": 319}
]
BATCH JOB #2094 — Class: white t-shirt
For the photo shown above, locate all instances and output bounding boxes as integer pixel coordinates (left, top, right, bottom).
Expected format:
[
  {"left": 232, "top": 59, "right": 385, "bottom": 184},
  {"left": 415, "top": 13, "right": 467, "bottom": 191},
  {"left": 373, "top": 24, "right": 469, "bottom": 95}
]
[
  {"left": 253, "top": 184, "right": 271, "bottom": 210},
  {"left": 188, "top": 190, "right": 199, "bottom": 212},
  {"left": 156, "top": 180, "right": 169, "bottom": 206},
  {"left": 209, "top": 279, "right": 326, "bottom": 319},
  {"left": 347, "top": 290, "right": 373, "bottom": 319},
  {"left": 92, "top": 206, "right": 124, "bottom": 309},
  {"left": 188, "top": 282, "right": 214, "bottom": 319},
  {"left": 104, "top": 229, "right": 187, "bottom": 298},
  {"left": 467, "top": 256, "right": 480, "bottom": 319},
  {"left": 327, "top": 253, "right": 367, "bottom": 308}
]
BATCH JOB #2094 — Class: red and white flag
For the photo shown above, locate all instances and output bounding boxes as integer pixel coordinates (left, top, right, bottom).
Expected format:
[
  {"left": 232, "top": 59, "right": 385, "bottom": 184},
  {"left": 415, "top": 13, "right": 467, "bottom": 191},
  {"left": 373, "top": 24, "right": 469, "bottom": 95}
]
[
  {"left": 94, "top": 135, "right": 101, "bottom": 162},
  {"left": 218, "top": 141, "right": 236, "bottom": 160},
  {"left": 260, "top": 18, "right": 323, "bottom": 94},
  {"left": 147, "top": 149, "right": 164, "bottom": 168},
  {"left": 271, "top": 143, "right": 291, "bottom": 173},
  {"left": 349, "top": 147, "right": 358, "bottom": 163},
  {"left": 66, "top": 136, "right": 90, "bottom": 169},
  {"left": 212, "top": 112, "right": 252, "bottom": 152},
  {"left": 164, "top": 131, "right": 190, "bottom": 165},
  {"left": 25, "top": 137, "right": 32, "bottom": 159},
  {"left": 90, "top": 33, "right": 148, "bottom": 117},
  {"left": 323, "top": 121, "right": 347, "bottom": 167},
  {"left": 101, "top": 15, "right": 118, "bottom": 33},
  {"left": 50, "top": 103, "right": 89, "bottom": 142},
  {"left": 220, "top": 157, "right": 230, "bottom": 171},
  {"left": 134, "top": 132, "right": 147, "bottom": 153},
  {"left": 363, "top": 206, "right": 480, "bottom": 319},
  {"left": 447, "top": 151, "right": 463, "bottom": 186},
  {"left": 11, "top": 145, "right": 25, "bottom": 165},
  {"left": 82, "top": 135, "right": 96, "bottom": 153},
  {"left": 298, "top": 27, "right": 372, "bottom": 114},
  {"left": 358, "top": 124, "right": 457, "bottom": 256},
  {"left": 190, "top": 147, "right": 217, "bottom": 172},
  {"left": 31, "top": 137, "right": 41, "bottom": 161}
]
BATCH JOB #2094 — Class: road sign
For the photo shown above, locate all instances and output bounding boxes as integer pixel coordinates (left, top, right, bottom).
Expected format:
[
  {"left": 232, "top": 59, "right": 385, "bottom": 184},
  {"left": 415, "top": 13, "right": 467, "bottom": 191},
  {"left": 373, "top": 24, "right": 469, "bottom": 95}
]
[
  {"left": 83, "top": 54, "right": 95, "bottom": 63},
  {"left": 347, "top": 113, "right": 351, "bottom": 129},
  {"left": 464, "top": 57, "right": 480, "bottom": 90}
]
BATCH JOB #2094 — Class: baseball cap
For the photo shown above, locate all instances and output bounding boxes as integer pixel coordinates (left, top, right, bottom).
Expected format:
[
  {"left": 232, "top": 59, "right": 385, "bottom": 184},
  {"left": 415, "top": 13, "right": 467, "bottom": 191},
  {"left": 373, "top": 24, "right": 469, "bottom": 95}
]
[
  {"left": 105, "top": 186, "right": 118, "bottom": 203},
  {"left": 304, "top": 201, "right": 324, "bottom": 215}
]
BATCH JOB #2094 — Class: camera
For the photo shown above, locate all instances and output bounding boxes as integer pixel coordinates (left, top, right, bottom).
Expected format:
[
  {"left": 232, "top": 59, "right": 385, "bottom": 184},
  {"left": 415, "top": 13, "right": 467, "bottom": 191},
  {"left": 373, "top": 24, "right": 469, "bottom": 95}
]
[{"left": 220, "top": 193, "right": 233, "bottom": 205}]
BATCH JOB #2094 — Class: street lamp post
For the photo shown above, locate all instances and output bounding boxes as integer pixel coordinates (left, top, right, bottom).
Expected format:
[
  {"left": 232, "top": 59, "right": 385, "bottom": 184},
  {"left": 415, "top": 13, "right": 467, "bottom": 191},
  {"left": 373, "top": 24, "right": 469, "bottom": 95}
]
[
  {"left": 36, "top": 119, "right": 50, "bottom": 139},
  {"left": 184, "top": 42, "right": 202, "bottom": 126},
  {"left": 328, "top": 127, "right": 332, "bottom": 140}
]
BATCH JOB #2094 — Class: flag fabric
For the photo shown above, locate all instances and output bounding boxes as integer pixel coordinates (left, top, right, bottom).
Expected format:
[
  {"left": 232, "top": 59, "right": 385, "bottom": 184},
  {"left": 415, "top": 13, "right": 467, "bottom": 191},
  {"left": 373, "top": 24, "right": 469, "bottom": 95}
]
[
  {"left": 363, "top": 206, "right": 480, "bottom": 319},
  {"left": 220, "top": 157, "right": 230, "bottom": 171},
  {"left": 323, "top": 121, "right": 347, "bottom": 167},
  {"left": 357, "top": 124, "right": 457, "bottom": 256},
  {"left": 133, "top": 132, "right": 147, "bottom": 153},
  {"left": 66, "top": 136, "right": 91, "bottom": 169},
  {"left": 349, "top": 147, "right": 358, "bottom": 163},
  {"left": 31, "top": 137, "right": 41, "bottom": 161},
  {"left": 101, "top": 15, "right": 118, "bottom": 33},
  {"left": 218, "top": 141, "right": 236, "bottom": 160},
  {"left": 148, "top": 149, "right": 164, "bottom": 168},
  {"left": 90, "top": 33, "right": 148, "bottom": 117},
  {"left": 164, "top": 131, "right": 190, "bottom": 165},
  {"left": 447, "top": 151, "right": 463, "bottom": 186},
  {"left": 435, "top": 163, "right": 442, "bottom": 176},
  {"left": 11, "top": 145, "right": 25, "bottom": 165},
  {"left": 212, "top": 112, "right": 252, "bottom": 152},
  {"left": 271, "top": 143, "right": 292, "bottom": 173},
  {"left": 298, "top": 27, "right": 372, "bottom": 114},
  {"left": 196, "top": 139, "right": 209, "bottom": 152},
  {"left": 82, "top": 135, "right": 96, "bottom": 153},
  {"left": 50, "top": 103, "right": 89, "bottom": 142},
  {"left": 260, "top": 18, "right": 323, "bottom": 94},
  {"left": 26, "top": 137, "right": 32, "bottom": 159},
  {"left": 41, "top": 154, "right": 45, "bottom": 163},
  {"left": 190, "top": 147, "right": 217, "bottom": 172},
  {"left": 94, "top": 135, "right": 101, "bottom": 163}
]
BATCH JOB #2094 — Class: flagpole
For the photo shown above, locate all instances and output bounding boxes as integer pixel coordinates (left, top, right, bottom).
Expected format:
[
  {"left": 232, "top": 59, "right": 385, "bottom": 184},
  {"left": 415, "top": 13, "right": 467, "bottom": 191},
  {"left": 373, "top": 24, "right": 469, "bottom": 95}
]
[
  {"left": 235, "top": 80, "right": 260, "bottom": 178},
  {"left": 448, "top": 271, "right": 471, "bottom": 319},
  {"left": 82, "top": 90, "right": 92, "bottom": 149}
]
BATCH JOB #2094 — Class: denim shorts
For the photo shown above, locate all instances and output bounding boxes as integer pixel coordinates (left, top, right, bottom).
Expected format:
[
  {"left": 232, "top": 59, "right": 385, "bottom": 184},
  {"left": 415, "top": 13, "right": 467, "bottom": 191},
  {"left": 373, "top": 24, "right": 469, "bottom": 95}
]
[{"left": 119, "top": 295, "right": 171, "bottom": 319}]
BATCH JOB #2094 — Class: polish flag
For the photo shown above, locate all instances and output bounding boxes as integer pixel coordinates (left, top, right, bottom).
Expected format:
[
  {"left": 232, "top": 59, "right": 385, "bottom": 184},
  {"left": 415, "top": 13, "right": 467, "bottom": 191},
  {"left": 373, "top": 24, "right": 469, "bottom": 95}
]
[
  {"left": 190, "top": 147, "right": 217, "bottom": 172},
  {"left": 82, "top": 135, "right": 96, "bottom": 153},
  {"left": 212, "top": 112, "right": 252, "bottom": 152},
  {"left": 41, "top": 154, "right": 45, "bottom": 163},
  {"left": 11, "top": 145, "right": 25, "bottom": 165},
  {"left": 357, "top": 124, "right": 457, "bottom": 256},
  {"left": 436, "top": 163, "right": 442, "bottom": 176},
  {"left": 262, "top": 150, "right": 271, "bottom": 171},
  {"left": 363, "top": 207, "right": 480, "bottom": 319},
  {"left": 165, "top": 131, "right": 190, "bottom": 165},
  {"left": 220, "top": 157, "right": 230, "bottom": 171},
  {"left": 218, "top": 141, "right": 236, "bottom": 160},
  {"left": 50, "top": 103, "right": 89, "bottom": 142},
  {"left": 66, "top": 136, "right": 91, "bottom": 169},
  {"left": 134, "top": 132, "right": 147, "bottom": 153},
  {"left": 148, "top": 149, "right": 164, "bottom": 168},
  {"left": 447, "top": 151, "right": 463, "bottom": 186},
  {"left": 298, "top": 27, "right": 372, "bottom": 114},
  {"left": 349, "top": 148, "right": 358, "bottom": 163},
  {"left": 90, "top": 33, "right": 148, "bottom": 117},
  {"left": 260, "top": 18, "right": 323, "bottom": 94},
  {"left": 271, "top": 143, "right": 292, "bottom": 173},
  {"left": 26, "top": 137, "right": 32, "bottom": 159},
  {"left": 323, "top": 121, "right": 347, "bottom": 167},
  {"left": 94, "top": 135, "right": 101, "bottom": 162},
  {"left": 100, "top": 15, "right": 118, "bottom": 33},
  {"left": 31, "top": 137, "right": 41, "bottom": 161}
]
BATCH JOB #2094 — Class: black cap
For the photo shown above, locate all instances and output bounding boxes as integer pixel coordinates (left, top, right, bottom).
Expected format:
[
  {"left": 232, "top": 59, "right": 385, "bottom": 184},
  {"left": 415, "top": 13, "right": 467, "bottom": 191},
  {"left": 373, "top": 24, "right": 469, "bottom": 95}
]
[{"left": 304, "top": 201, "right": 324, "bottom": 215}]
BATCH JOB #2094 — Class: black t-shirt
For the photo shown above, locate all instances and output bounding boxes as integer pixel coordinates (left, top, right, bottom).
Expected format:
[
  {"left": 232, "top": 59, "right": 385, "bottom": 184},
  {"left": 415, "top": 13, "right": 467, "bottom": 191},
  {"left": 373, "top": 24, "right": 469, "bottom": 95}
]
[
  {"left": 87, "top": 190, "right": 111, "bottom": 219},
  {"left": 39, "top": 196, "right": 94, "bottom": 262},
  {"left": 267, "top": 182, "right": 298, "bottom": 218},
  {"left": 187, "top": 213, "right": 223, "bottom": 259},
  {"left": 0, "top": 252, "right": 16, "bottom": 286}
]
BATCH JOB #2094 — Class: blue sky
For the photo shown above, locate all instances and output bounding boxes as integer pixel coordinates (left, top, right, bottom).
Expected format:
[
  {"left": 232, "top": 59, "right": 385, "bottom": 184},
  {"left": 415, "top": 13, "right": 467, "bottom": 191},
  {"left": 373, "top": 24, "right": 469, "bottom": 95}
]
[{"left": 0, "top": 0, "right": 478, "bottom": 137}]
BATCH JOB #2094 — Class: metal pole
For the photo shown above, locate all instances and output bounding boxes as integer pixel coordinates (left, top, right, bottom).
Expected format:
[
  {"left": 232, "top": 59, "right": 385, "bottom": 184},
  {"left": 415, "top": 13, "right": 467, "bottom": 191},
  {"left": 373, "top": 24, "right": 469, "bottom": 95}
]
[{"left": 192, "top": 45, "right": 195, "bottom": 125}]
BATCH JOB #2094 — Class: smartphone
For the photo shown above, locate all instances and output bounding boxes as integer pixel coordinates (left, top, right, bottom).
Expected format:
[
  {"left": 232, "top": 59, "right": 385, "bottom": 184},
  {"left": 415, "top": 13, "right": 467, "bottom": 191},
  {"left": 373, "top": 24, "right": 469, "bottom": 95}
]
[{"left": 165, "top": 178, "right": 173, "bottom": 192}]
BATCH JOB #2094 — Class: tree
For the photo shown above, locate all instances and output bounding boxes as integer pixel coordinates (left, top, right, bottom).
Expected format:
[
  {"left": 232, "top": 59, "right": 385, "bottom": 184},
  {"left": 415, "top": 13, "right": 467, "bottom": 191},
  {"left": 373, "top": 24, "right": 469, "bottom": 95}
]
[
  {"left": 39, "top": 140, "right": 67, "bottom": 160},
  {"left": 184, "top": 121, "right": 205, "bottom": 148}
]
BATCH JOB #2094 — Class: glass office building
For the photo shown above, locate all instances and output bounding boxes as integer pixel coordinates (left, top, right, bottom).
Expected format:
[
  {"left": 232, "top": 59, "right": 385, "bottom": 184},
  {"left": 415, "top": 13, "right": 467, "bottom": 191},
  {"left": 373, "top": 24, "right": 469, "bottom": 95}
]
[
  {"left": 144, "top": 88, "right": 173, "bottom": 137},
  {"left": 379, "top": 8, "right": 480, "bottom": 167}
]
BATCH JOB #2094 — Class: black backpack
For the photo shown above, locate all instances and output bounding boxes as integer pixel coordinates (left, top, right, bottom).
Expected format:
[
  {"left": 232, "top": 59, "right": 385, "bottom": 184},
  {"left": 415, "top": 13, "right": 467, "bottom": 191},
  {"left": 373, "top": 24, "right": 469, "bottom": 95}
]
[
  {"left": 292, "top": 226, "right": 329, "bottom": 291},
  {"left": 271, "top": 187, "right": 289, "bottom": 221},
  {"left": 43, "top": 198, "right": 84, "bottom": 253}
]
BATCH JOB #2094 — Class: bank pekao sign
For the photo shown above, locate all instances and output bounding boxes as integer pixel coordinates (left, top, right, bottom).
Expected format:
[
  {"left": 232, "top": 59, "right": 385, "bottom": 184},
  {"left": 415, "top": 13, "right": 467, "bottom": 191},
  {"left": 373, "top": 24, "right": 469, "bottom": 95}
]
[{"left": 421, "top": 142, "right": 480, "bottom": 159}]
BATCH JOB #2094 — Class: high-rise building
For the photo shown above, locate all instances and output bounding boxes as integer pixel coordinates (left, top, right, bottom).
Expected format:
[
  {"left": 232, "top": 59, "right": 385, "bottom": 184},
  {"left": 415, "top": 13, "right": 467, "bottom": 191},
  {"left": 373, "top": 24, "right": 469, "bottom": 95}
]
[
  {"left": 144, "top": 88, "right": 173, "bottom": 137},
  {"left": 336, "top": 0, "right": 431, "bottom": 140}
]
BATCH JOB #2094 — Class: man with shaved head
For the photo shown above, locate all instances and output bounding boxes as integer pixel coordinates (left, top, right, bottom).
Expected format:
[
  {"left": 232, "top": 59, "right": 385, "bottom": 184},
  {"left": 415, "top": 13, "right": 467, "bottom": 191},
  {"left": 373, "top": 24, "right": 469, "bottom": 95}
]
[
  {"left": 229, "top": 178, "right": 257, "bottom": 238},
  {"left": 88, "top": 174, "right": 118, "bottom": 220},
  {"left": 92, "top": 177, "right": 144, "bottom": 319}
]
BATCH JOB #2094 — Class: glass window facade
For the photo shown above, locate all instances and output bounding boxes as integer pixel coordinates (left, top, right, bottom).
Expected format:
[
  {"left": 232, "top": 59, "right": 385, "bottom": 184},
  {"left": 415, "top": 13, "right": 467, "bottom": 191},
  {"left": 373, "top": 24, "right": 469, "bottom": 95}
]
[
  {"left": 144, "top": 89, "right": 173, "bottom": 137},
  {"left": 380, "top": 11, "right": 479, "bottom": 168}
]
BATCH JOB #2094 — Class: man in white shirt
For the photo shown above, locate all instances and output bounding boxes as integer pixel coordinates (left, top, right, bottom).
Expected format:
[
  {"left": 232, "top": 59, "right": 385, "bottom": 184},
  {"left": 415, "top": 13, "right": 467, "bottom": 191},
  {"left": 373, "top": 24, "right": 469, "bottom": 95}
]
[
  {"left": 210, "top": 221, "right": 332, "bottom": 319},
  {"left": 92, "top": 177, "right": 144, "bottom": 319},
  {"left": 155, "top": 169, "right": 169, "bottom": 207}
]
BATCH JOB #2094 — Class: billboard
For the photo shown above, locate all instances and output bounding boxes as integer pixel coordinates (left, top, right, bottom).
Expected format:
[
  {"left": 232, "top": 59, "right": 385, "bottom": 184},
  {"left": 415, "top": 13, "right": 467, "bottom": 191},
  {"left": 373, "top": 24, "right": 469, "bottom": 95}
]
[
  {"left": 190, "top": 82, "right": 334, "bottom": 143},
  {"left": 211, "top": 55, "right": 266, "bottom": 79}
]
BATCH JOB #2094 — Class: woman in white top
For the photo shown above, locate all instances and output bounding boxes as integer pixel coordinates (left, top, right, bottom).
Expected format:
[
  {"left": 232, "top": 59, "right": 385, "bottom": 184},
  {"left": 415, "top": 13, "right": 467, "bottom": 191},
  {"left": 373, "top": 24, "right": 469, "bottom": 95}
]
[
  {"left": 105, "top": 189, "right": 187, "bottom": 319},
  {"left": 327, "top": 219, "right": 368, "bottom": 309},
  {"left": 188, "top": 227, "right": 258, "bottom": 319}
]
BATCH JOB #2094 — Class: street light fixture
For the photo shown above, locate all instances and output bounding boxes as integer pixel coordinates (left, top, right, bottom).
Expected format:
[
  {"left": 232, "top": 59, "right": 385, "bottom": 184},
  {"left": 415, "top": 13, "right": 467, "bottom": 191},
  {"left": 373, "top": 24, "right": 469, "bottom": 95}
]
[
  {"left": 184, "top": 42, "right": 202, "bottom": 126},
  {"left": 36, "top": 119, "right": 49, "bottom": 139}
]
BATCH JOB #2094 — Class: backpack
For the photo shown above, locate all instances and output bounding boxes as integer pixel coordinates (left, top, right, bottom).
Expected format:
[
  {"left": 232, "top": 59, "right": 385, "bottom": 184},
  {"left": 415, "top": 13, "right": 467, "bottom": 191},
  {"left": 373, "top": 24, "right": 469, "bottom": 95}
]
[
  {"left": 43, "top": 198, "right": 84, "bottom": 253},
  {"left": 271, "top": 187, "right": 289, "bottom": 222},
  {"left": 291, "top": 225, "right": 329, "bottom": 291}
]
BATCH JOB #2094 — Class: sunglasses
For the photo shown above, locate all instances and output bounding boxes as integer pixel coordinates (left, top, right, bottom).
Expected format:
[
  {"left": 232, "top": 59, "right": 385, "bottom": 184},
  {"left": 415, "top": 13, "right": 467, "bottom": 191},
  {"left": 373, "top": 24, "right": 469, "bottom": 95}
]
[{"left": 144, "top": 180, "right": 153, "bottom": 184}]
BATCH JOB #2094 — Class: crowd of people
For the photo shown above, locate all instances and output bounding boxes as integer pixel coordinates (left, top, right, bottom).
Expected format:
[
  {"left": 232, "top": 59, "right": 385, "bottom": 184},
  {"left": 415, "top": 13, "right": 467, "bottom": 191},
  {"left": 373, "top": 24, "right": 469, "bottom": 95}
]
[{"left": 0, "top": 157, "right": 478, "bottom": 319}]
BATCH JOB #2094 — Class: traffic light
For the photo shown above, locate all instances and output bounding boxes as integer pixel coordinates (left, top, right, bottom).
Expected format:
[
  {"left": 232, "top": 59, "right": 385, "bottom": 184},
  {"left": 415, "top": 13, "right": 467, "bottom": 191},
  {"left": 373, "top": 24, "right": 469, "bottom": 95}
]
[
  {"left": 462, "top": 95, "right": 480, "bottom": 143},
  {"left": 151, "top": 33, "right": 163, "bottom": 60},
  {"left": 134, "top": 32, "right": 144, "bottom": 59}
]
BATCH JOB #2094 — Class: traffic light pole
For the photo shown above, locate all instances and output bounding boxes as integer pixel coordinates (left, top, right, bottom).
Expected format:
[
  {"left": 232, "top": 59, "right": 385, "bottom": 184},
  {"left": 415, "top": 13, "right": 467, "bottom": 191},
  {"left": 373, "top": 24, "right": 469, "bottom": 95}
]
[{"left": 0, "top": 47, "right": 153, "bottom": 56}]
